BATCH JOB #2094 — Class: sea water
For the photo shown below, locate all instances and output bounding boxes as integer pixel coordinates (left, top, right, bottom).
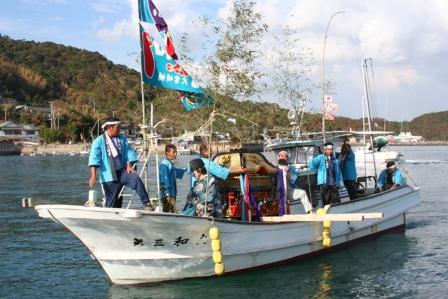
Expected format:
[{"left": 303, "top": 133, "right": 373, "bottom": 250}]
[{"left": 0, "top": 146, "right": 447, "bottom": 298}]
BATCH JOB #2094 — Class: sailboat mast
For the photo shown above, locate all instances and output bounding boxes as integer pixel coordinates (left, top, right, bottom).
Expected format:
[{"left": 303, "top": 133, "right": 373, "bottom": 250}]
[{"left": 362, "top": 58, "right": 377, "bottom": 178}]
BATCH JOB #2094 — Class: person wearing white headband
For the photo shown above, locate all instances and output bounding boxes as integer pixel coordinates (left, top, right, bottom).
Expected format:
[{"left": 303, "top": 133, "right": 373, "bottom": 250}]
[
  {"left": 307, "top": 142, "right": 342, "bottom": 206},
  {"left": 376, "top": 161, "right": 405, "bottom": 192},
  {"left": 88, "top": 117, "right": 150, "bottom": 209}
]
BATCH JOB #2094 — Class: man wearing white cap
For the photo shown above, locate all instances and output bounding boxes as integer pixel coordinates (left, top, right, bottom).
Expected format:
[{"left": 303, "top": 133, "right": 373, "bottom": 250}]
[
  {"left": 307, "top": 142, "right": 342, "bottom": 205},
  {"left": 88, "top": 117, "right": 150, "bottom": 208},
  {"left": 376, "top": 161, "right": 405, "bottom": 192},
  {"left": 277, "top": 151, "right": 313, "bottom": 214}
]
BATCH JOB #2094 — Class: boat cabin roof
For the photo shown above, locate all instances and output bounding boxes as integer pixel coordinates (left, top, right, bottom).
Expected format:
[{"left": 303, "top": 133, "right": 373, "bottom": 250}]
[{"left": 265, "top": 139, "right": 322, "bottom": 150}]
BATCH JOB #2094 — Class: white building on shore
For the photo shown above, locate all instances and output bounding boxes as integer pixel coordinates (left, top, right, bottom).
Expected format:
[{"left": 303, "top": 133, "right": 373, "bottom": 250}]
[{"left": 0, "top": 121, "right": 40, "bottom": 143}]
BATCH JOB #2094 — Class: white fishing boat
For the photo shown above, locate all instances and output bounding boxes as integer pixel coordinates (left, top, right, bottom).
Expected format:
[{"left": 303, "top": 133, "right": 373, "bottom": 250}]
[
  {"left": 79, "top": 149, "right": 89, "bottom": 155},
  {"left": 35, "top": 147, "right": 420, "bottom": 285},
  {"left": 392, "top": 132, "right": 424, "bottom": 144},
  {"left": 34, "top": 187, "right": 419, "bottom": 285},
  {"left": 348, "top": 131, "right": 402, "bottom": 172},
  {"left": 34, "top": 1, "right": 420, "bottom": 287}
]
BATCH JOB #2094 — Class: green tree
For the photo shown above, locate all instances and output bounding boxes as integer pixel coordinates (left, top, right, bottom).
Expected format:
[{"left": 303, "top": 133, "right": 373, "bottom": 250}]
[
  {"left": 206, "top": 0, "right": 268, "bottom": 100},
  {"left": 39, "top": 126, "right": 65, "bottom": 143},
  {"left": 271, "top": 26, "right": 316, "bottom": 135}
]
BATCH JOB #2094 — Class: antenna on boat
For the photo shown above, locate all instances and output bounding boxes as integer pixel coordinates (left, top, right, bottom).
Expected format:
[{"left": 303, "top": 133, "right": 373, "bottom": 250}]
[
  {"left": 361, "top": 58, "right": 378, "bottom": 178},
  {"left": 321, "top": 10, "right": 345, "bottom": 142}
]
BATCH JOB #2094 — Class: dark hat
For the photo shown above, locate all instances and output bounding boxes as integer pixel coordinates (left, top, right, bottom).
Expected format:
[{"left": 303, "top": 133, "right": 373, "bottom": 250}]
[
  {"left": 278, "top": 159, "right": 288, "bottom": 166},
  {"left": 190, "top": 158, "right": 205, "bottom": 171},
  {"left": 386, "top": 161, "right": 396, "bottom": 168},
  {"left": 323, "top": 142, "right": 334, "bottom": 149}
]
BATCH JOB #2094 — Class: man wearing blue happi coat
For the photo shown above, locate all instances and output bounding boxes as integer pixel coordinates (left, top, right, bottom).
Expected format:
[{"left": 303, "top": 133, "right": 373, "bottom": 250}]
[
  {"left": 88, "top": 117, "right": 150, "bottom": 208},
  {"left": 159, "top": 144, "right": 187, "bottom": 213},
  {"left": 307, "top": 142, "right": 342, "bottom": 205},
  {"left": 377, "top": 161, "right": 405, "bottom": 192}
]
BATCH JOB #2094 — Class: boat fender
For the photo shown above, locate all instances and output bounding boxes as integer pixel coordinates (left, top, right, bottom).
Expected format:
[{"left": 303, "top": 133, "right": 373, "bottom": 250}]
[
  {"left": 211, "top": 239, "right": 221, "bottom": 251},
  {"left": 316, "top": 208, "right": 332, "bottom": 248},
  {"left": 209, "top": 227, "right": 220, "bottom": 239},
  {"left": 209, "top": 226, "right": 225, "bottom": 275},
  {"left": 212, "top": 251, "right": 222, "bottom": 263},
  {"left": 215, "top": 262, "right": 225, "bottom": 276}
]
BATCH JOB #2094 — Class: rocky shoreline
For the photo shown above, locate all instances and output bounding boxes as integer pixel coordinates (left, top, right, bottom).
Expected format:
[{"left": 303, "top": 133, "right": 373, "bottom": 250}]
[
  {"left": 17, "top": 141, "right": 446, "bottom": 156},
  {"left": 18, "top": 142, "right": 235, "bottom": 156}
]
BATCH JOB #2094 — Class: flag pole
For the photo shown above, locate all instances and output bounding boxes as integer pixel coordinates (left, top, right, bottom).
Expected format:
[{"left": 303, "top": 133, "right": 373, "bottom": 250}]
[{"left": 137, "top": 30, "right": 148, "bottom": 190}]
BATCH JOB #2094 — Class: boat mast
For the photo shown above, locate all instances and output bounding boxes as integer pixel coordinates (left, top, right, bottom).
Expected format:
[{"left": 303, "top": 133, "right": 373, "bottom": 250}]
[
  {"left": 362, "top": 58, "right": 377, "bottom": 178},
  {"left": 321, "top": 11, "right": 345, "bottom": 142}
]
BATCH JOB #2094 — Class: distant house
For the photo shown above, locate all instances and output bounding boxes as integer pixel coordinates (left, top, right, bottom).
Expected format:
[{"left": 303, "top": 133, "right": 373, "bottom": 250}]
[
  {"left": 120, "top": 123, "right": 138, "bottom": 140},
  {"left": 172, "top": 131, "right": 204, "bottom": 144},
  {"left": 0, "top": 121, "right": 40, "bottom": 142}
]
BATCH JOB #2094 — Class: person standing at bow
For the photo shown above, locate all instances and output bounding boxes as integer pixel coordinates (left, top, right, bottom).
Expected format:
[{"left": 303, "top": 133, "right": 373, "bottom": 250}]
[
  {"left": 307, "top": 142, "right": 342, "bottom": 206},
  {"left": 159, "top": 144, "right": 187, "bottom": 213},
  {"left": 88, "top": 117, "right": 150, "bottom": 209}
]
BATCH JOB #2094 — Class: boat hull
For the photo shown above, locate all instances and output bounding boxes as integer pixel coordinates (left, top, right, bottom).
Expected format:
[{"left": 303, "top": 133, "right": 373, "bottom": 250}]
[{"left": 35, "top": 185, "right": 419, "bottom": 285}]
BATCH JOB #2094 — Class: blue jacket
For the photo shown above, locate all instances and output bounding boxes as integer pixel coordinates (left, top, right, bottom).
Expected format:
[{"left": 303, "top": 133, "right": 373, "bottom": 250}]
[
  {"left": 340, "top": 150, "right": 357, "bottom": 181},
  {"left": 190, "top": 157, "right": 231, "bottom": 187},
  {"left": 201, "top": 157, "right": 230, "bottom": 180},
  {"left": 307, "top": 154, "right": 342, "bottom": 186},
  {"left": 377, "top": 168, "right": 404, "bottom": 189},
  {"left": 88, "top": 134, "right": 138, "bottom": 183},
  {"left": 159, "top": 158, "right": 186, "bottom": 198}
]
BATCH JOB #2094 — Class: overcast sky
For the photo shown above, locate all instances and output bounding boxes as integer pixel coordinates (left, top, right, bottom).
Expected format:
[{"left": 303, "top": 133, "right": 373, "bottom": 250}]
[{"left": 1, "top": 0, "right": 447, "bottom": 121}]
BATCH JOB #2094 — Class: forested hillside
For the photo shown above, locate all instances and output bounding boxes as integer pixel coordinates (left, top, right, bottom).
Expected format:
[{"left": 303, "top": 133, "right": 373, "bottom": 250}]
[
  {"left": 408, "top": 111, "right": 448, "bottom": 141},
  {"left": 0, "top": 35, "right": 445, "bottom": 141}
]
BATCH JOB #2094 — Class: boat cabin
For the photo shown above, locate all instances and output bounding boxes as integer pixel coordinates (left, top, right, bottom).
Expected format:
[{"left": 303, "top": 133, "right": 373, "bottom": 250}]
[
  {"left": 211, "top": 138, "right": 390, "bottom": 220},
  {"left": 212, "top": 146, "right": 324, "bottom": 220}
]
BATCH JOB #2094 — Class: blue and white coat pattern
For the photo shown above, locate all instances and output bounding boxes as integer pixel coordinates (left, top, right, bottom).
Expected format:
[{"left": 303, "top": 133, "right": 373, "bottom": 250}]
[
  {"left": 88, "top": 134, "right": 138, "bottom": 183},
  {"left": 159, "top": 159, "right": 187, "bottom": 198},
  {"left": 307, "top": 154, "right": 342, "bottom": 186}
]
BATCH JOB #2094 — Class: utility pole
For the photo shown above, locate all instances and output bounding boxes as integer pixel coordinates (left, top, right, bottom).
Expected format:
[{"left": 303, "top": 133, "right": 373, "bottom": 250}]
[
  {"left": 90, "top": 96, "right": 96, "bottom": 117},
  {"left": 49, "top": 101, "right": 56, "bottom": 129}
]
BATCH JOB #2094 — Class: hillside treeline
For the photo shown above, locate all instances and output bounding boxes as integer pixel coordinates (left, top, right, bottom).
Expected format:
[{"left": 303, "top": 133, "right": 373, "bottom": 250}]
[{"left": 0, "top": 35, "right": 446, "bottom": 142}]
